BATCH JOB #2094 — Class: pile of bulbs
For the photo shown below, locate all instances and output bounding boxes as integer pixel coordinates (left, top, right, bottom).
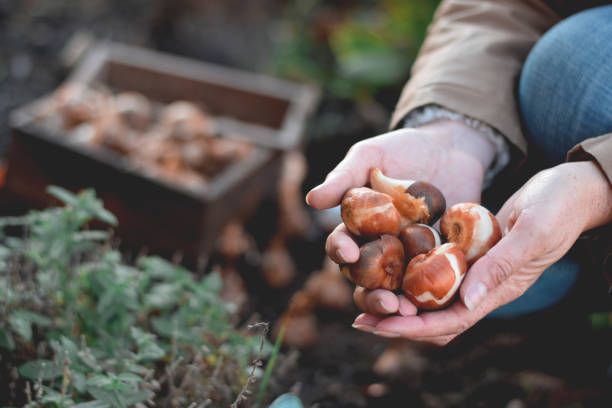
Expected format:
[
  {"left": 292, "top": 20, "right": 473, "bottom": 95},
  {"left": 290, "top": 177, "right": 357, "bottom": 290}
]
[
  {"left": 35, "top": 82, "right": 253, "bottom": 189},
  {"left": 340, "top": 168, "right": 501, "bottom": 310}
]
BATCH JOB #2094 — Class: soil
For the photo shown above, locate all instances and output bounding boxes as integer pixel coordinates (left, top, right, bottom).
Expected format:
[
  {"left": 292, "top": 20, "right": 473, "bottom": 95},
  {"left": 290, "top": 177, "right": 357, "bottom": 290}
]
[{"left": 2, "top": 1, "right": 612, "bottom": 407}]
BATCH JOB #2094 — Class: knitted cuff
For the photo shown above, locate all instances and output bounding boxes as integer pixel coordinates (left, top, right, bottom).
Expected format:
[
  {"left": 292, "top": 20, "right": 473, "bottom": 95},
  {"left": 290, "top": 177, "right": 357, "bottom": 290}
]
[{"left": 403, "top": 104, "right": 511, "bottom": 189}]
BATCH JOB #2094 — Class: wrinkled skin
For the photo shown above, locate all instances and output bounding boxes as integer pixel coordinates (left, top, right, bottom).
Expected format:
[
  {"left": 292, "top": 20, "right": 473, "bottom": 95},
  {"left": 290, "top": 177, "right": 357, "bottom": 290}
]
[{"left": 307, "top": 120, "right": 612, "bottom": 345}]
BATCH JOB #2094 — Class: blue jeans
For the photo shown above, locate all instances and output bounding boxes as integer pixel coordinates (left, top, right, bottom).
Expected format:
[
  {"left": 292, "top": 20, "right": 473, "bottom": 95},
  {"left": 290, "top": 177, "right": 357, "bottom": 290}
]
[{"left": 488, "top": 5, "right": 612, "bottom": 318}]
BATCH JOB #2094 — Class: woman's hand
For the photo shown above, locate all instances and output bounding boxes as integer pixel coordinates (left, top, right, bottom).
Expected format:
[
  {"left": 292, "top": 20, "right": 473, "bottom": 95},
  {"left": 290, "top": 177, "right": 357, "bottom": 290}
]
[
  {"left": 306, "top": 119, "right": 495, "bottom": 316},
  {"left": 307, "top": 120, "right": 496, "bottom": 261},
  {"left": 352, "top": 161, "right": 612, "bottom": 345}
]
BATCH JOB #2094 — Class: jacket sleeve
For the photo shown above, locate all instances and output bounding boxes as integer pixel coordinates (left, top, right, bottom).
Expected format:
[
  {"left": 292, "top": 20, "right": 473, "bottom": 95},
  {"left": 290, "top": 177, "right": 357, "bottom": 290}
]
[
  {"left": 568, "top": 134, "right": 612, "bottom": 185},
  {"left": 390, "top": 0, "right": 559, "bottom": 155}
]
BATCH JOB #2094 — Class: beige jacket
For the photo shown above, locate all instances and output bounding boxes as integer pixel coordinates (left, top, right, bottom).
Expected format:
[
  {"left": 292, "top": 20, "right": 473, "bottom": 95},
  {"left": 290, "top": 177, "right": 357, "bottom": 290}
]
[
  {"left": 391, "top": 0, "right": 612, "bottom": 290},
  {"left": 391, "top": 0, "right": 612, "bottom": 182}
]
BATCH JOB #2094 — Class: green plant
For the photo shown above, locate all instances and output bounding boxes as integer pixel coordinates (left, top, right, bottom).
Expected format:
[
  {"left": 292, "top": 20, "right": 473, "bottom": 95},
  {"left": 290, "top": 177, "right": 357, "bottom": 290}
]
[
  {"left": 0, "top": 186, "right": 272, "bottom": 407},
  {"left": 272, "top": 0, "right": 439, "bottom": 99}
]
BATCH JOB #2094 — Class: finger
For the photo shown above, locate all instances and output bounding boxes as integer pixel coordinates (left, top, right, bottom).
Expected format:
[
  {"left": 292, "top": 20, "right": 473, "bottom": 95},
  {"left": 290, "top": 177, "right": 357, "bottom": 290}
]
[
  {"left": 353, "top": 287, "right": 399, "bottom": 315},
  {"left": 398, "top": 295, "right": 418, "bottom": 317},
  {"left": 353, "top": 312, "right": 456, "bottom": 346},
  {"left": 352, "top": 312, "right": 384, "bottom": 333},
  {"left": 372, "top": 302, "right": 475, "bottom": 338},
  {"left": 325, "top": 223, "right": 360, "bottom": 263},
  {"left": 494, "top": 192, "right": 520, "bottom": 236},
  {"left": 460, "top": 214, "right": 537, "bottom": 312},
  {"left": 306, "top": 143, "right": 382, "bottom": 209}
]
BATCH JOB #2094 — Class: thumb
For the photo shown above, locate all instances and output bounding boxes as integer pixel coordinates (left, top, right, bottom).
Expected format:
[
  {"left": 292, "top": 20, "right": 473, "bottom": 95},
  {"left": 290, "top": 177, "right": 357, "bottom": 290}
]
[
  {"left": 305, "top": 143, "right": 382, "bottom": 210},
  {"left": 459, "top": 217, "right": 533, "bottom": 311}
]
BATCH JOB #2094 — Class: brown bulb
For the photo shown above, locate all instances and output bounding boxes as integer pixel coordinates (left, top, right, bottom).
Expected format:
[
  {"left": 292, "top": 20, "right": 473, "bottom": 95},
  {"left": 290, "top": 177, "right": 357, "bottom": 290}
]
[
  {"left": 399, "top": 223, "right": 442, "bottom": 261},
  {"left": 160, "top": 101, "right": 211, "bottom": 141},
  {"left": 369, "top": 167, "right": 446, "bottom": 226},
  {"left": 275, "top": 312, "right": 317, "bottom": 348},
  {"left": 402, "top": 243, "right": 467, "bottom": 310},
  {"left": 440, "top": 202, "right": 502, "bottom": 264},
  {"left": 114, "top": 91, "right": 152, "bottom": 131},
  {"left": 305, "top": 260, "right": 353, "bottom": 310},
  {"left": 341, "top": 187, "right": 401, "bottom": 238},
  {"left": 260, "top": 238, "right": 297, "bottom": 289},
  {"left": 341, "top": 235, "right": 405, "bottom": 290}
]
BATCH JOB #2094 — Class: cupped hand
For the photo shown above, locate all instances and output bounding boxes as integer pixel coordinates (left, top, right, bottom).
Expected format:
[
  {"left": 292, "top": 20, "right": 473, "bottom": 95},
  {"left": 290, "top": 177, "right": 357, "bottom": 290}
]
[
  {"left": 306, "top": 120, "right": 495, "bottom": 264},
  {"left": 352, "top": 161, "right": 612, "bottom": 345},
  {"left": 306, "top": 119, "right": 495, "bottom": 321}
]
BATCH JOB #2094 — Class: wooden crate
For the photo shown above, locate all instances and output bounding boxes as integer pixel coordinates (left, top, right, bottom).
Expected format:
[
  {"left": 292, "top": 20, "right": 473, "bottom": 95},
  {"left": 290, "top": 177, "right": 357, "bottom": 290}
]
[{"left": 5, "top": 42, "right": 320, "bottom": 267}]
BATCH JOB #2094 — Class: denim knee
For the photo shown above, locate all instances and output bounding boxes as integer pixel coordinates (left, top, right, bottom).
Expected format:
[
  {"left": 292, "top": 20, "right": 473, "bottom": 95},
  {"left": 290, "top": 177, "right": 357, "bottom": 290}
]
[
  {"left": 518, "top": 5, "right": 612, "bottom": 165},
  {"left": 487, "top": 256, "right": 580, "bottom": 319}
]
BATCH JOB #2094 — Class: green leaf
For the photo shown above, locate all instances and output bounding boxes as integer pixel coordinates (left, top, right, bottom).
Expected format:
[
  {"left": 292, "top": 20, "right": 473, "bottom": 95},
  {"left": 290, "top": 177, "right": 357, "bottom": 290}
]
[
  {"left": 136, "top": 341, "right": 165, "bottom": 362},
  {"left": 15, "top": 310, "right": 53, "bottom": 327},
  {"left": 139, "top": 256, "right": 182, "bottom": 280},
  {"left": 86, "top": 387, "right": 126, "bottom": 408},
  {"left": 47, "top": 185, "right": 77, "bottom": 206},
  {"left": 41, "top": 385, "right": 74, "bottom": 405},
  {"left": 72, "top": 371, "right": 88, "bottom": 393},
  {"left": 79, "top": 190, "right": 118, "bottom": 226},
  {"left": 149, "top": 316, "right": 173, "bottom": 338},
  {"left": 19, "top": 360, "right": 62, "bottom": 380},
  {"left": 130, "top": 327, "right": 147, "bottom": 343},
  {"left": 86, "top": 375, "right": 113, "bottom": 389},
  {"left": 145, "top": 283, "right": 181, "bottom": 309},
  {"left": 87, "top": 386, "right": 152, "bottom": 408},
  {"left": 8, "top": 311, "right": 32, "bottom": 341},
  {"left": 0, "top": 326, "right": 15, "bottom": 350},
  {"left": 200, "top": 271, "right": 222, "bottom": 294},
  {"left": 8, "top": 310, "right": 53, "bottom": 342},
  {"left": 92, "top": 207, "right": 118, "bottom": 227},
  {"left": 119, "top": 389, "right": 153, "bottom": 407},
  {"left": 73, "top": 230, "right": 111, "bottom": 241},
  {"left": 117, "top": 373, "right": 142, "bottom": 384},
  {"left": 71, "top": 400, "right": 111, "bottom": 408},
  {"left": 131, "top": 327, "right": 165, "bottom": 362}
]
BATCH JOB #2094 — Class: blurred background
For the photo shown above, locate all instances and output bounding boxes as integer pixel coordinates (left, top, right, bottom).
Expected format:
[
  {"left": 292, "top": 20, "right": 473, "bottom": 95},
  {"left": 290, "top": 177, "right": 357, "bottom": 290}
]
[
  {"left": 1, "top": 1, "right": 612, "bottom": 407},
  {"left": 0, "top": 0, "right": 437, "bottom": 181}
]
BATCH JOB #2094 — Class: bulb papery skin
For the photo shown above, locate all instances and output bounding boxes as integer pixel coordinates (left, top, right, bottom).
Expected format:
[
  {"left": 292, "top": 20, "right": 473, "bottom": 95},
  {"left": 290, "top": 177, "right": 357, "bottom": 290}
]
[
  {"left": 341, "top": 235, "right": 405, "bottom": 291},
  {"left": 402, "top": 243, "right": 467, "bottom": 310},
  {"left": 369, "top": 167, "right": 446, "bottom": 226},
  {"left": 440, "top": 202, "right": 501, "bottom": 264},
  {"left": 341, "top": 187, "right": 401, "bottom": 238}
]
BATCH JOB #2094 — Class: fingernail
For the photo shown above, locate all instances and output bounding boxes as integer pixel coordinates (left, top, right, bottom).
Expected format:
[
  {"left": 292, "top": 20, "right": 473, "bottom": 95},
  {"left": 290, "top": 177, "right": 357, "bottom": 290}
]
[
  {"left": 354, "top": 312, "right": 368, "bottom": 321},
  {"left": 352, "top": 324, "right": 375, "bottom": 333},
  {"left": 464, "top": 282, "right": 488, "bottom": 311},
  {"left": 306, "top": 183, "right": 324, "bottom": 203},
  {"left": 374, "top": 331, "right": 401, "bottom": 338},
  {"left": 398, "top": 299, "right": 416, "bottom": 317},
  {"left": 336, "top": 249, "right": 347, "bottom": 263},
  {"left": 377, "top": 299, "right": 393, "bottom": 314}
]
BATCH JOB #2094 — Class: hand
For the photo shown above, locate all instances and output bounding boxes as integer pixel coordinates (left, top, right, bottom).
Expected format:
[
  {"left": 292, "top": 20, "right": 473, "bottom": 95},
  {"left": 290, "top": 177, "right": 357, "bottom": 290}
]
[
  {"left": 307, "top": 120, "right": 495, "bottom": 261},
  {"left": 352, "top": 161, "right": 612, "bottom": 345},
  {"left": 306, "top": 120, "right": 495, "bottom": 317}
]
